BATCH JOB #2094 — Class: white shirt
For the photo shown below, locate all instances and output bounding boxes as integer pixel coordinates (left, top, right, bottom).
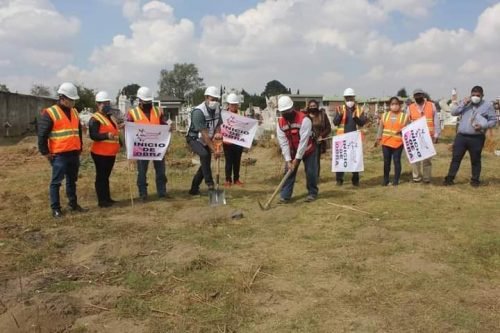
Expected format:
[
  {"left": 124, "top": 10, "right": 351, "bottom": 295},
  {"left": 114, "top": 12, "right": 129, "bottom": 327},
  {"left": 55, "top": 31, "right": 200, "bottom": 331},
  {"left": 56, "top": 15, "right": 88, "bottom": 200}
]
[{"left": 276, "top": 116, "right": 312, "bottom": 161}]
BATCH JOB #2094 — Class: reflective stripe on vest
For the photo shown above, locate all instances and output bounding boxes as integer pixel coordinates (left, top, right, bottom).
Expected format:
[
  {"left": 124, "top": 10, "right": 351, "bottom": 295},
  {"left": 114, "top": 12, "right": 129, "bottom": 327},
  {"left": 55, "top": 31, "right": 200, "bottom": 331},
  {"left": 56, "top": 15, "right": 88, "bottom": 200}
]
[
  {"left": 46, "top": 105, "right": 81, "bottom": 154},
  {"left": 336, "top": 104, "right": 361, "bottom": 135},
  {"left": 128, "top": 106, "right": 162, "bottom": 124},
  {"left": 278, "top": 111, "right": 315, "bottom": 159},
  {"left": 90, "top": 112, "right": 120, "bottom": 156},
  {"left": 381, "top": 111, "right": 408, "bottom": 148},
  {"left": 409, "top": 102, "right": 434, "bottom": 135}
]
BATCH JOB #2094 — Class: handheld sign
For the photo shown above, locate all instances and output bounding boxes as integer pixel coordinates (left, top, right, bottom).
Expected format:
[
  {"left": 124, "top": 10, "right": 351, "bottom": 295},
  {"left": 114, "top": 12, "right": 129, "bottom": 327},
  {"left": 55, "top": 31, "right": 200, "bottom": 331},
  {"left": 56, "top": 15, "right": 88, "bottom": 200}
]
[
  {"left": 332, "top": 130, "right": 364, "bottom": 172},
  {"left": 402, "top": 117, "right": 436, "bottom": 164},
  {"left": 125, "top": 122, "right": 171, "bottom": 161}
]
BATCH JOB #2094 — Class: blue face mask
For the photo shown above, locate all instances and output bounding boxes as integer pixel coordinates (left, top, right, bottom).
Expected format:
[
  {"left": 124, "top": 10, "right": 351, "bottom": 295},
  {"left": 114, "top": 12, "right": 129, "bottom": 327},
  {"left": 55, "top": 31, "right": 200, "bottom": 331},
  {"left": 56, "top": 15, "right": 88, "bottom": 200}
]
[{"left": 102, "top": 105, "right": 112, "bottom": 114}]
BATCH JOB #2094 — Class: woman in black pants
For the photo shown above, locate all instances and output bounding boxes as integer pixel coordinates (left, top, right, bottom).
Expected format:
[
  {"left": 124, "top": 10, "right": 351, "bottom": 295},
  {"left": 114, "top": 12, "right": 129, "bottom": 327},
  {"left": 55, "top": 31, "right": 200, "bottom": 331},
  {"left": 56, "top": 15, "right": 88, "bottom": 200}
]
[
  {"left": 223, "top": 93, "right": 245, "bottom": 187},
  {"left": 89, "top": 91, "right": 121, "bottom": 207},
  {"left": 375, "top": 97, "right": 409, "bottom": 186},
  {"left": 306, "top": 100, "right": 331, "bottom": 178}
]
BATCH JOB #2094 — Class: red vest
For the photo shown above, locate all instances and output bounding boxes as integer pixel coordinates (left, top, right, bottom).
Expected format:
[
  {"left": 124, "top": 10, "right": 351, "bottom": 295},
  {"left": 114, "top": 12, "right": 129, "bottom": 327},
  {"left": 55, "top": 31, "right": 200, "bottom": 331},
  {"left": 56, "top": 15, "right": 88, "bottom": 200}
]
[
  {"left": 278, "top": 111, "right": 315, "bottom": 159},
  {"left": 90, "top": 112, "right": 120, "bottom": 156}
]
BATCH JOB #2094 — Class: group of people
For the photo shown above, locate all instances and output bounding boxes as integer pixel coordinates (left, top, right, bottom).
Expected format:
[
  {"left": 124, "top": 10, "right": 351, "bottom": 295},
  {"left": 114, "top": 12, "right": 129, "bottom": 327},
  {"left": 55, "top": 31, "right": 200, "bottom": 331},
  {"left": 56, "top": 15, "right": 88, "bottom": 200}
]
[{"left": 37, "top": 82, "right": 497, "bottom": 218}]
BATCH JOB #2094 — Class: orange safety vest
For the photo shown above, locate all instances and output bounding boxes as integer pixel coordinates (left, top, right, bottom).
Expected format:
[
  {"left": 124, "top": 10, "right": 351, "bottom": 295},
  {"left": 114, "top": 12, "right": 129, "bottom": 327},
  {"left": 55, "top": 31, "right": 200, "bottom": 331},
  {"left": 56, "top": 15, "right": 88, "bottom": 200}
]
[
  {"left": 409, "top": 101, "right": 435, "bottom": 136},
  {"left": 90, "top": 112, "right": 120, "bottom": 156},
  {"left": 45, "top": 105, "right": 81, "bottom": 154},
  {"left": 336, "top": 104, "right": 362, "bottom": 135},
  {"left": 128, "top": 106, "right": 162, "bottom": 124},
  {"left": 278, "top": 111, "right": 315, "bottom": 159},
  {"left": 381, "top": 111, "right": 409, "bottom": 149}
]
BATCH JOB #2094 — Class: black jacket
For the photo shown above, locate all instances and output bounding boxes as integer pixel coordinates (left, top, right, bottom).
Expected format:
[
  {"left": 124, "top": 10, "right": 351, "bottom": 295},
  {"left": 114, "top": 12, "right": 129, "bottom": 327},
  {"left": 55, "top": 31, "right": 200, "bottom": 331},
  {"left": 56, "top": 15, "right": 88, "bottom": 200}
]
[{"left": 37, "top": 103, "right": 83, "bottom": 155}]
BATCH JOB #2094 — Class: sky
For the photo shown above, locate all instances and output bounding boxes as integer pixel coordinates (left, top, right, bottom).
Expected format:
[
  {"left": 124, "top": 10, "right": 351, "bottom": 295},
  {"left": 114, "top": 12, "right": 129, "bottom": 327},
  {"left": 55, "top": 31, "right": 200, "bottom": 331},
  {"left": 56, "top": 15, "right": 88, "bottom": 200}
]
[{"left": 1, "top": 0, "right": 500, "bottom": 99}]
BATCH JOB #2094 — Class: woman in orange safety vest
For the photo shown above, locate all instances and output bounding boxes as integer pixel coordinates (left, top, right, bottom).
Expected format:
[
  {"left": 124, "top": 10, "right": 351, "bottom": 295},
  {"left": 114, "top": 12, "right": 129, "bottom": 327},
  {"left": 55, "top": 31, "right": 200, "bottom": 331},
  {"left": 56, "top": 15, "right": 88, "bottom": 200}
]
[
  {"left": 376, "top": 96, "right": 409, "bottom": 186},
  {"left": 89, "top": 91, "right": 121, "bottom": 207}
]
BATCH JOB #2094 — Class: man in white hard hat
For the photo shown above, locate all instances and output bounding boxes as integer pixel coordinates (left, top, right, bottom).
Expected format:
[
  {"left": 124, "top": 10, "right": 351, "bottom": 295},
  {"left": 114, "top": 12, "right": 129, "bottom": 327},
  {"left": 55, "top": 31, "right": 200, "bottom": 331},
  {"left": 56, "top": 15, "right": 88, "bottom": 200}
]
[
  {"left": 408, "top": 88, "right": 440, "bottom": 184},
  {"left": 127, "top": 86, "right": 169, "bottom": 201},
  {"left": 186, "top": 86, "right": 223, "bottom": 195},
  {"left": 333, "top": 88, "right": 367, "bottom": 186},
  {"left": 38, "top": 82, "right": 87, "bottom": 218},
  {"left": 89, "top": 91, "right": 120, "bottom": 207},
  {"left": 277, "top": 95, "right": 318, "bottom": 203}
]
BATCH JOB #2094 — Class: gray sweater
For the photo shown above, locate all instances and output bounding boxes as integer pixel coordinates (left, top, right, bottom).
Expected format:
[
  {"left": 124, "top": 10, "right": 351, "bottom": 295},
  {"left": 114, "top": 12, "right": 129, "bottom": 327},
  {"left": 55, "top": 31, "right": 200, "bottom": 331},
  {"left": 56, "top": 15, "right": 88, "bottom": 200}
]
[{"left": 452, "top": 100, "right": 497, "bottom": 135}]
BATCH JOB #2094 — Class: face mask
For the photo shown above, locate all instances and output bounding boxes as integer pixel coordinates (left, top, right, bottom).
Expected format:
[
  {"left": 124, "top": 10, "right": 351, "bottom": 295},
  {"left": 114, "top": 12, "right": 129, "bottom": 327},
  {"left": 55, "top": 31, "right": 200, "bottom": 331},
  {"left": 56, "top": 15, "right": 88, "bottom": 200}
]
[
  {"left": 102, "top": 105, "right": 112, "bottom": 114},
  {"left": 282, "top": 111, "right": 295, "bottom": 122},
  {"left": 308, "top": 107, "right": 319, "bottom": 113},
  {"left": 345, "top": 101, "right": 355, "bottom": 108},
  {"left": 470, "top": 96, "right": 481, "bottom": 105},
  {"left": 390, "top": 105, "right": 400, "bottom": 112},
  {"left": 141, "top": 103, "right": 152, "bottom": 112},
  {"left": 207, "top": 101, "right": 219, "bottom": 110},
  {"left": 415, "top": 97, "right": 424, "bottom": 104}
]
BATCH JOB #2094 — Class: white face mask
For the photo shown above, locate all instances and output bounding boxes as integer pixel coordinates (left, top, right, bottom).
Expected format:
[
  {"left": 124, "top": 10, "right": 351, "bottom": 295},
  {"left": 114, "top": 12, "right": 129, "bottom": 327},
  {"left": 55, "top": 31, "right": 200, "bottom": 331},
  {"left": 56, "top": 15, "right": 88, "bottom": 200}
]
[
  {"left": 470, "top": 96, "right": 481, "bottom": 105},
  {"left": 207, "top": 101, "right": 219, "bottom": 110},
  {"left": 345, "top": 101, "right": 355, "bottom": 108},
  {"left": 390, "top": 105, "right": 400, "bottom": 112}
]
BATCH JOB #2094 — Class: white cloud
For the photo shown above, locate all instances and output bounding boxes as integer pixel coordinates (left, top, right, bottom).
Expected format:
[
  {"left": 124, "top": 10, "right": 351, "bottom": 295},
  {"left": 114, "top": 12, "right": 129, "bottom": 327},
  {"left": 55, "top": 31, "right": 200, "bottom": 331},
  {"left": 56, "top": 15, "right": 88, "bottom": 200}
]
[
  {"left": 2, "top": 0, "right": 500, "bottom": 100},
  {"left": 0, "top": 0, "right": 80, "bottom": 91}
]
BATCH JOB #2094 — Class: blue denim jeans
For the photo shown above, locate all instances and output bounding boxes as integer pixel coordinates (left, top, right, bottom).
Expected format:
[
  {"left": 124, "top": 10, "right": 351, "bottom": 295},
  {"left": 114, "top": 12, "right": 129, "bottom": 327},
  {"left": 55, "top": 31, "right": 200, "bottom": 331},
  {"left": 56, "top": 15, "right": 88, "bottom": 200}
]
[
  {"left": 49, "top": 153, "right": 80, "bottom": 210},
  {"left": 280, "top": 146, "right": 318, "bottom": 200},
  {"left": 136, "top": 159, "right": 167, "bottom": 197}
]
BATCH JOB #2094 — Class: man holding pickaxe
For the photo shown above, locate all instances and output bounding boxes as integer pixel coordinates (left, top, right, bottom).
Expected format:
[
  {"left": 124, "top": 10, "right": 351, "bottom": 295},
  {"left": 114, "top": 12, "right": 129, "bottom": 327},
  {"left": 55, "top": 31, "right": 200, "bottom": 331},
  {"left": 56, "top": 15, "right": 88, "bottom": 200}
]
[{"left": 276, "top": 96, "right": 318, "bottom": 203}]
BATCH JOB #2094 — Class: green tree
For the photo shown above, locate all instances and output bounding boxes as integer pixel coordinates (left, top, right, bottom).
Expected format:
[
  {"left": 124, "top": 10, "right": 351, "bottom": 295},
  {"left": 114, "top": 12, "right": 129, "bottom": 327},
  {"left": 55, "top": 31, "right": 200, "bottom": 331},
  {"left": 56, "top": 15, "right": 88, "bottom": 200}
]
[
  {"left": 74, "top": 85, "right": 96, "bottom": 111},
  {"left": 190, "top": 87, "right": 206, "bottom": 105},
  {"left": 241, "top": 89, "right": 266, "bottom": 110},
  {"left": 262, "top": 80, "right": 288, "bottom": 97},
  {"left": 30, "top": 84, "right": 52, "bottom": 97},
  {"left": 0, "top": 83, "right": 9, "bottom": 92},
  {"left": 119, "top": 83, "right": 141, "bottom": 102},
  {"left": 157, "top": 63, "right": 204, "bottom": 99},
  {"left": 397, "top": 88, "right": 408, "bottom": 98}
]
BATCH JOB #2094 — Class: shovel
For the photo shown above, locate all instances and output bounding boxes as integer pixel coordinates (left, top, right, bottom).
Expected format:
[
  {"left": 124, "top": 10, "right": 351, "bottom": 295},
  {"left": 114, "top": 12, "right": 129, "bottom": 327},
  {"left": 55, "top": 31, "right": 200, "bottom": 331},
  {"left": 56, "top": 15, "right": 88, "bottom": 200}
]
[
  {"left": 209, "top": 141, "right": 226, "bottom": 206},
  {"left": 258, "top": 168, "right": 294, "bottom": 211}
]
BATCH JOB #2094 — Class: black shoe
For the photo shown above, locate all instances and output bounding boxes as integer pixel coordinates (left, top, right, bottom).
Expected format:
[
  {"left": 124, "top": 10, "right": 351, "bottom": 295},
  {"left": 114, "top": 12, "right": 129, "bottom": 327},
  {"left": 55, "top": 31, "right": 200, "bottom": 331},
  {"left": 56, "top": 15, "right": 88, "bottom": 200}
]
[
  {"left": 470, "top": 181, "right": 480, "bottom": 188},
  {"left": 69, "top": 204, "right": 88, "bottom": 213},
  {"left": 158, "top": 193, "right": 172, "bottom": 199},
  {"left": 443, "top": 178, "right": 454, "bottom": 186},
  {"left": 107, "top": 199, "right": 118, "bottom": 204},
  {"left": 139, "top": 195, "right": 148, "bottom": 202},
  {"left": 188, "top": 188, "right": 200, "bottom": 196},
  {"left": 382, "top": 181, "right": 390, "bottom": 186},
  {"left": 352, "top": 182, "right": 360, "bottom": 187},
  {"left": 98, "top": 202, "right": 112, "bottom": 208},
  {"left": 52, "top": 209, "right": 63, "bottom": 218},
  {"left": 336, "top": 180, "right": 343, "bottom": 186}
]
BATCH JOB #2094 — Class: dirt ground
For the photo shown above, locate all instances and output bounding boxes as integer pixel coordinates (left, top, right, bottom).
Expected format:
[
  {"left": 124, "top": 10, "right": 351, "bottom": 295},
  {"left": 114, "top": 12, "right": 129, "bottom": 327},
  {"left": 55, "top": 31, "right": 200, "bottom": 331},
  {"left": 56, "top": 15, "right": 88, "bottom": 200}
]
[{"left": 0, "top": 130, "right": 499, "bottom": 333}]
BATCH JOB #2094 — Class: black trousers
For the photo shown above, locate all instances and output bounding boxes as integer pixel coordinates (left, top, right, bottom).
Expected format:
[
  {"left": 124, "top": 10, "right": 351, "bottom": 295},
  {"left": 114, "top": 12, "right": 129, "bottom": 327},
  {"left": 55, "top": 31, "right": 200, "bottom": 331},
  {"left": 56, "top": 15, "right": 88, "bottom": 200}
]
[
  {"left": 445, "top": 133, "right": 485, "bottom": 184},
  {"left": 223, "top": 144, "right": 243, "bottom": 182},
  {"left": 382, "top": 145, "right": 403, "bottom": 184},
  {"left": 336, "top": 172, "right": 359, "bottom": 184},
  {"left": 91, "top": 153, "right": 116, "bottom": 204},
  {"left": 187, "top": 138, "right": 214, "bottom": 190}
]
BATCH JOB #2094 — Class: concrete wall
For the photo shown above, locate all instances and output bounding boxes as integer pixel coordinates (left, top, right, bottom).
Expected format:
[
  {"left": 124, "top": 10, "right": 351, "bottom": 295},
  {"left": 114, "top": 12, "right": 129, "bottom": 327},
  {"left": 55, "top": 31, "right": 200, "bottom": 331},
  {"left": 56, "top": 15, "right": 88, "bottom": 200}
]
[{"left": 0, "top": 91, "right": 56, "bottom": 137}]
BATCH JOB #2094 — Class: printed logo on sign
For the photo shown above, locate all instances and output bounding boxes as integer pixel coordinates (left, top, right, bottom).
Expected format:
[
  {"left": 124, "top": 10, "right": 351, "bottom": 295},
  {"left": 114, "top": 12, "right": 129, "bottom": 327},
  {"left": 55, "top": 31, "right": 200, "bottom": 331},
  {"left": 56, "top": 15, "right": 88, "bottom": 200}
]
[
  {"left": 221, "top": 115, "right": 250, "bottom": 143},
  {"left": 133, "top": 128, "right": 165, "bottom": 157}
]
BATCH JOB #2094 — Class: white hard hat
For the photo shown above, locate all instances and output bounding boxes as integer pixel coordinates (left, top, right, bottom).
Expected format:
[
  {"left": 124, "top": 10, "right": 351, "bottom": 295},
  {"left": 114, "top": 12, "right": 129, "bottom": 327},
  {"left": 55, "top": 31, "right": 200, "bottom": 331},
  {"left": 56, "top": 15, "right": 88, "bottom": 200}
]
[
  {"left": 226, "top": 93, "right": 239, "bottom": 104},
  {"left": 278, "top": 95, "right": 294, "bottom": 112},
  {"left": 95, "top": 91, "right": 111, "bottom": 103},
  {"left": 57, "top": 82, "right": 79, "bottom": 100},
  {"left": 204, "top": 86, "right": 220, "bottom": 99},
  {"left": 137, "top": 86, "right": 153, "bottom": 101},
  {"left": 343, "top": 88, "right": 356, "bottom": 97}
]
